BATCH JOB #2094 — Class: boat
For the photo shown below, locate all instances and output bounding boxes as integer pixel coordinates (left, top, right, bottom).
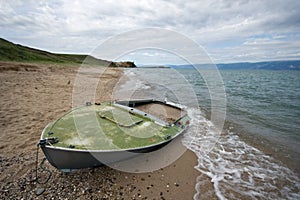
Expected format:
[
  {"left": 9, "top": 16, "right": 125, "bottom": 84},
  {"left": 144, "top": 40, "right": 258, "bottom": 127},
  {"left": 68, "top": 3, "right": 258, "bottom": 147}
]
[{"left": 38, "top": 99, "right": 190, "bottom": 171}]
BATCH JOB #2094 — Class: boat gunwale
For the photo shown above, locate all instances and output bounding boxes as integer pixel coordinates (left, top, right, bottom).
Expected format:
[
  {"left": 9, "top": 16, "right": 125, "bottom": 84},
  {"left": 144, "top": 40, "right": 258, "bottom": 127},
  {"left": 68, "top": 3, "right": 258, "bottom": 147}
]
[
  {"left": 40, "top": 121, "right": 189, "bottom": 153},
  {"left": 40, "top": 99, "right": 190, "bottom": 152}
]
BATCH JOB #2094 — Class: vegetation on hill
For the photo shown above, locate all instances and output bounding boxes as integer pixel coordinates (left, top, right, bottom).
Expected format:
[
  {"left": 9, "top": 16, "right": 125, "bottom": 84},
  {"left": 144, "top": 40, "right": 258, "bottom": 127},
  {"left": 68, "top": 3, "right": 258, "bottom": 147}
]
[{"left": 0, "top": 38, "right": 136, "bottom": 67}]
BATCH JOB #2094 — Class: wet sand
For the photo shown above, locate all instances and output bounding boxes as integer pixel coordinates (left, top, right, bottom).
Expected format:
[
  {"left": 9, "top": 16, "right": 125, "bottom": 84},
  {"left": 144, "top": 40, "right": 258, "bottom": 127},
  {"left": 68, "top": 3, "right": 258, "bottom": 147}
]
[{"left": 0, "top": 62, "right": 202, "bottom": 199}]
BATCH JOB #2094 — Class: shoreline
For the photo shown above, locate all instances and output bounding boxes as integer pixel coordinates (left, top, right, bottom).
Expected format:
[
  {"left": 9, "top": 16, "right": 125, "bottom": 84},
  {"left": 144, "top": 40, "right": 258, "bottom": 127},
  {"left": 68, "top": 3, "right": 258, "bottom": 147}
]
[
  {"left": 201, "top": 107, "right": 300, "bottom": 177},
  {"left": 0, "top": 62, "right": 201, "bottom": 199},
  {"left": 222, "top": 118, "right": 300, "bottom": 177}
]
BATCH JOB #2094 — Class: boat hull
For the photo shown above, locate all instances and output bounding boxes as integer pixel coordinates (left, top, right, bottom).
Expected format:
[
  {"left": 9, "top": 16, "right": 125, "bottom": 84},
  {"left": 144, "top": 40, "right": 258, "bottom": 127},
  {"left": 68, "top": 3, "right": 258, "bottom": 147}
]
[
  {"left": 39, "top": 99, "right": 190, "bottom": 171},
  {"left": 41, "top": 140, "right": 171, "bottom": 171}
]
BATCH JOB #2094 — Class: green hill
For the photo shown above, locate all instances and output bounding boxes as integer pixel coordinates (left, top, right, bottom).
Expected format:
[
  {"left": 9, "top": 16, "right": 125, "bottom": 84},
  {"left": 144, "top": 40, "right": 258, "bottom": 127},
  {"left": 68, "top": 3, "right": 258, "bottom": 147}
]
[{"left": 0, "top": 38, "right": 126, "bottom": 67}]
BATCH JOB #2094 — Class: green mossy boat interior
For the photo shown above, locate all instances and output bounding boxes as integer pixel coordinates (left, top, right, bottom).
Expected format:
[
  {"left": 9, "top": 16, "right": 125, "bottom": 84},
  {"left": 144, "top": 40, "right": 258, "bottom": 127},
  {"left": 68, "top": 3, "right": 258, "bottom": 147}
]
[{"left": 42, "top": 101, "right": 190, "bottom": 151}]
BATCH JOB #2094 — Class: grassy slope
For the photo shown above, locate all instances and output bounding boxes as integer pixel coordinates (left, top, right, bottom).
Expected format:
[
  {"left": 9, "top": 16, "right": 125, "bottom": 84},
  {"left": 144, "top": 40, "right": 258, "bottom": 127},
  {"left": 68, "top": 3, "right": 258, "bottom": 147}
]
[{"left": 0, "top": 38, "right": 112, "bottom": 66}]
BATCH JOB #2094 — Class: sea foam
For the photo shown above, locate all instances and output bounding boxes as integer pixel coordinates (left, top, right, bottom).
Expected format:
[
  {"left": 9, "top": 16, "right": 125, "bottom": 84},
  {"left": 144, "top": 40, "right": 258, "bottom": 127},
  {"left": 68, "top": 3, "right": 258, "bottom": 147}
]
[{"left": 182, "top": 108, "right": 300, "bottom": 199}]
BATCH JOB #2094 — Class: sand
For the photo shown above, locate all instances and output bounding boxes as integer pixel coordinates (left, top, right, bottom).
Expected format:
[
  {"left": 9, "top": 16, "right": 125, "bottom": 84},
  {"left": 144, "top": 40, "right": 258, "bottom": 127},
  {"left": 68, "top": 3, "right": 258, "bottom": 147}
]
[{"left": 0, "top": 62, "right": 203, "bottom": 199}]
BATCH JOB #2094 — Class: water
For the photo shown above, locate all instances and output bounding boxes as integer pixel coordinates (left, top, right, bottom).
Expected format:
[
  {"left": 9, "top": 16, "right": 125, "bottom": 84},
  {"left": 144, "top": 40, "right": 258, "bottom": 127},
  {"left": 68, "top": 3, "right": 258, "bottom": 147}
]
[
  {"left": 114, "top": 67, "right": 300, "bottom": 199},
  {"left": 181, "top": 69, "right": 300, "bottom": 168}
]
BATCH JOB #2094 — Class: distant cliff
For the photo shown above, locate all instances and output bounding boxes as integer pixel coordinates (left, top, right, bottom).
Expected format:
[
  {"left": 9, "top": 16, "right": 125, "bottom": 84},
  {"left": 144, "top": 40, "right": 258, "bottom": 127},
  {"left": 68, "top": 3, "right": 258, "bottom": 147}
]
[
  {"left": 114, "top": 61, "right": 137, "bottom": 68},
  {"left": 216, "top": 60, "right": 300, "bottom": 70}
]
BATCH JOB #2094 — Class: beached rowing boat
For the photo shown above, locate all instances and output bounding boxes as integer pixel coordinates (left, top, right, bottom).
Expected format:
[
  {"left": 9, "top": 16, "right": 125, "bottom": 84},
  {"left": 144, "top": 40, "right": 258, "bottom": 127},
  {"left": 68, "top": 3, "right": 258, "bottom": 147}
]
[{"left": 38, "top": 99, "right": 190, "bottom": 171}]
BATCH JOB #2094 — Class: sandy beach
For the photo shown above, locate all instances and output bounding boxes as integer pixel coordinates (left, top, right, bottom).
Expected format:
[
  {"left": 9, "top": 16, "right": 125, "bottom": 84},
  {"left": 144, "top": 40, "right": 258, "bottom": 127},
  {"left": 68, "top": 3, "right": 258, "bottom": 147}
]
[{"left": 0, "top": 62, "right": 204, "bottom": 199}]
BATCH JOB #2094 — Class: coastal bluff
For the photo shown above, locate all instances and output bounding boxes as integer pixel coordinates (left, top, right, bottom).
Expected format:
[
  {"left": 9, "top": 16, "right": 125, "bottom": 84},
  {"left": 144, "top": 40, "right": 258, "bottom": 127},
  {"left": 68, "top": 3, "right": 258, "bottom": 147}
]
[{"left": 114, "top": 61, "right": 137, "bottom": 68}]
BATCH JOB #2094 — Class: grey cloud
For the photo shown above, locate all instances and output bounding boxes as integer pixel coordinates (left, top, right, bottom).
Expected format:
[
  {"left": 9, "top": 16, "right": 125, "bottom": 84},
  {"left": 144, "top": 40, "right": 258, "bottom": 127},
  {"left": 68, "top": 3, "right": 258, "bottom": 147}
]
[{"left": 0, "top": 0, "right": 299, "bottom": 63}]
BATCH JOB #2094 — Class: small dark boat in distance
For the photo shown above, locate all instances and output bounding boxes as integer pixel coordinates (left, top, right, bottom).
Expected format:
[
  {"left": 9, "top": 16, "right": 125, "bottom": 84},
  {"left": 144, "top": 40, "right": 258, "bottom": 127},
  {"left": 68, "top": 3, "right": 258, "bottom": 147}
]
[{"left": 39, "top": 99, "right": 190, "bottom": 171}]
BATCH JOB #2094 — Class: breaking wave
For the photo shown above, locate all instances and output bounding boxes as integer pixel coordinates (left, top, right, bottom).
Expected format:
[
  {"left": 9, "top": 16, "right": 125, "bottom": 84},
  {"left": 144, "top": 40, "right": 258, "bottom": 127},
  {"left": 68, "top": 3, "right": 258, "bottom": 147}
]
[{"left": 183, "top": 108, "right": 300, "bottom": 200}]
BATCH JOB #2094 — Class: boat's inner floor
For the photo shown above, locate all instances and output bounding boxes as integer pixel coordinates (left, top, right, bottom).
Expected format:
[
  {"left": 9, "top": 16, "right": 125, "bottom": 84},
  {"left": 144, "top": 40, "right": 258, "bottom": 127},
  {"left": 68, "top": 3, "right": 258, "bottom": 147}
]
[
  {"left": 133, "top": 102, "right": 185, "bottom": 124},
  {"left": 42, "top": 101, "right": 190, "bottom": 150}
]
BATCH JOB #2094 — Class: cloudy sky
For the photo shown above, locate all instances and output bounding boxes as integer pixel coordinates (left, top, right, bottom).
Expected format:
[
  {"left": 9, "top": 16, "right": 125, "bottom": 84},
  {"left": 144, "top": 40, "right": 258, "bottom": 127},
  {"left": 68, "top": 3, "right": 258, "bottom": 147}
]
[{"left": 1, "top": 0, "right": 300, "bottom": 64}]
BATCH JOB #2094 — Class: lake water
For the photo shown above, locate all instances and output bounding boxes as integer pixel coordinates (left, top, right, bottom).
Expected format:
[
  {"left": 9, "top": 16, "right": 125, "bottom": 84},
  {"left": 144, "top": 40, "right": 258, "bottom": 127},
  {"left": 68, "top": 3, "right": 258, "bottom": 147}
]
[{"left": 115, "top": 67, "right": 300, "bottom": 199}]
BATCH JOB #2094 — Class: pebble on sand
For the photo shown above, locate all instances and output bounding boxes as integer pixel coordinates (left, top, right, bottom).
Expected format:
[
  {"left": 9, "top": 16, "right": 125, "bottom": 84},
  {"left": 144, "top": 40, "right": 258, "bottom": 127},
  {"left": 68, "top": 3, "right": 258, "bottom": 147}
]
[{"left": 36, "top": 188, "right": 45, "bottom": 196}]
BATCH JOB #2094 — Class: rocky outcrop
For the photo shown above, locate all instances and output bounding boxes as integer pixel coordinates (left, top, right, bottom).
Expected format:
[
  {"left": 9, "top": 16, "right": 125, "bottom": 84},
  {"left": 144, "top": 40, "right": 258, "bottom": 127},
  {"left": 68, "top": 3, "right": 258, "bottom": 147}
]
[{"left": 114, "top": 61, "right": 137, "bottom": 68}]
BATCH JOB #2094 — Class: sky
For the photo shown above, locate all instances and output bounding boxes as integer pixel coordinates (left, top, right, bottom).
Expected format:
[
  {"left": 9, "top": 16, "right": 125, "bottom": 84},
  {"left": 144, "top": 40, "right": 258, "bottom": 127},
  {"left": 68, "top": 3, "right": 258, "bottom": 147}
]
[{"left": 1, "top": 0, "right": 300, "bottom": 64}]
